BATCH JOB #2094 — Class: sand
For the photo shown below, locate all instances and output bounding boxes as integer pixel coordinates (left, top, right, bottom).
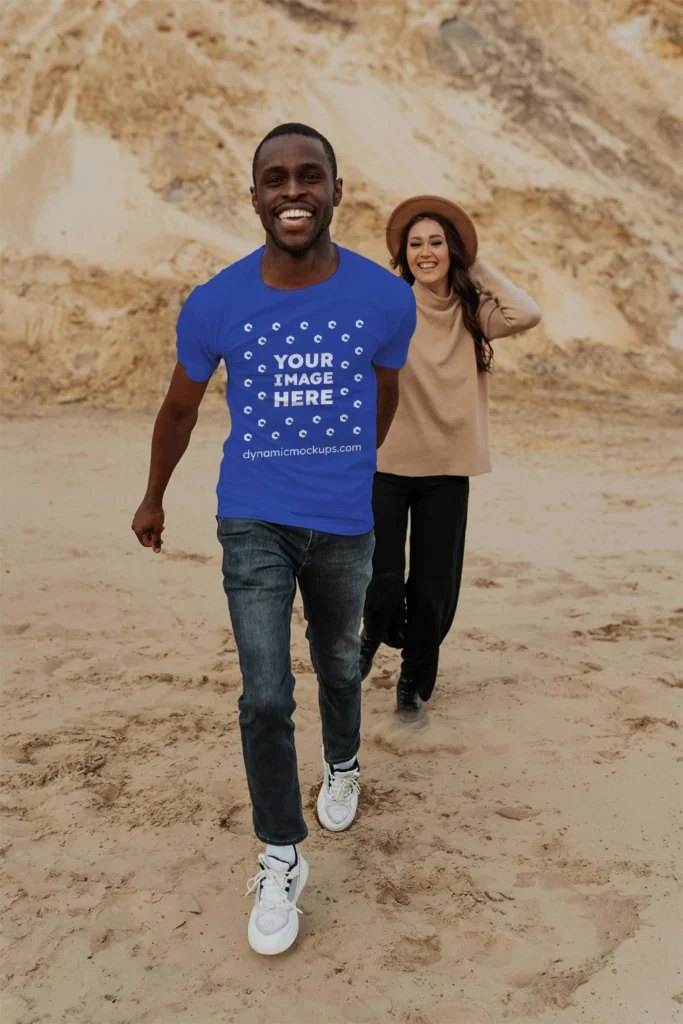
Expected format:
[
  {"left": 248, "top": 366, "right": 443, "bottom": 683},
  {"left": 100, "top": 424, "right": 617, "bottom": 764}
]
[
  {"left": 1, "top": 0, "right": 681, "bottom": 407},
  {"left": 1, "top": 396, "right": 681, "bottom": 1024}
]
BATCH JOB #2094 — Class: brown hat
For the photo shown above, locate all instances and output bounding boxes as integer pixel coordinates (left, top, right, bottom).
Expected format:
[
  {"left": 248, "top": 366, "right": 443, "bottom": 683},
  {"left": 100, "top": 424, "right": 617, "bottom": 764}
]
[{"left": 385, "top": 195, "right": 478, "bottom": 267}]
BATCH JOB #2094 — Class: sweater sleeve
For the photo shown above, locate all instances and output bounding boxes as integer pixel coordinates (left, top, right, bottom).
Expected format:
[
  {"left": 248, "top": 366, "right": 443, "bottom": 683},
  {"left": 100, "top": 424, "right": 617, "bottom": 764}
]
[{"left": 470, "top": 259, "right": 542, "bottom": 341}]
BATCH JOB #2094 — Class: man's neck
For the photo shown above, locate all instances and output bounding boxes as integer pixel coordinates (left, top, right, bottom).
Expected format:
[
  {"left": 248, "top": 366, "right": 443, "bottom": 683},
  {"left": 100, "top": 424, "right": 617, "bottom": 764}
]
[{"left": 260, "top": 233, "right": 339, "bottom": 291}]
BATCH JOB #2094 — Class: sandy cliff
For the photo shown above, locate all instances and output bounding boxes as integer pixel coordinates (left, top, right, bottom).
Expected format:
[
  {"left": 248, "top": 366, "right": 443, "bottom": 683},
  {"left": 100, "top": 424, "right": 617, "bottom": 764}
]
[{"left": 0, "top": 0, "right": 681, "bottom": 405}]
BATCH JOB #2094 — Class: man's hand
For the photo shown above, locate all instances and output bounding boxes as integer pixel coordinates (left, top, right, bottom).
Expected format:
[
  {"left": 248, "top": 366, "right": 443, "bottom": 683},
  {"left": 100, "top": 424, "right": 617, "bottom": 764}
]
[
  {"left": 374, "top": 364, "right": 401, "bottom": 449},
  {"left": 132, "top": 499, "right": 165, "bottom": 553}
]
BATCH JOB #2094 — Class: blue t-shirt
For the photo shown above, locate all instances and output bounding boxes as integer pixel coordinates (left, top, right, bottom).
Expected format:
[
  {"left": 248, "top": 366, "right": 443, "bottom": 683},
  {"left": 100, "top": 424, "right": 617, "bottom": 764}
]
[{"left": 176, "top": 245, "right": 416, "bottom": 535}]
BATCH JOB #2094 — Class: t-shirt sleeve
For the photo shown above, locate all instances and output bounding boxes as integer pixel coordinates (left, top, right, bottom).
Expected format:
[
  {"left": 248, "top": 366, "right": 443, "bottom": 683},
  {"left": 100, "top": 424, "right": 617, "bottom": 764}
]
[
  {"left": 176, "top": 286, "right": 221, "bottom": 382},
  {"left": 373, "top": 285, "right": 417, "bottom": 369}
]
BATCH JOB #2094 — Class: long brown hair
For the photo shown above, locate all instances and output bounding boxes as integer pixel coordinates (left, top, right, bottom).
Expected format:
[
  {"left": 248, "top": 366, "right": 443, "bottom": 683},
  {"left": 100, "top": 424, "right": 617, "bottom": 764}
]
[{"left": 392, "top": 212, "right": 493, "bottom": 373}]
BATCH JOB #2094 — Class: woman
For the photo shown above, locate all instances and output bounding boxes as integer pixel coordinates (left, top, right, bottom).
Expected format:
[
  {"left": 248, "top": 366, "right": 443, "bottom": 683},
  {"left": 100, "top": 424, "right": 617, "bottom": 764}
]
[{"left": 362, "top": 195, "right": 542, "bottom": 723}]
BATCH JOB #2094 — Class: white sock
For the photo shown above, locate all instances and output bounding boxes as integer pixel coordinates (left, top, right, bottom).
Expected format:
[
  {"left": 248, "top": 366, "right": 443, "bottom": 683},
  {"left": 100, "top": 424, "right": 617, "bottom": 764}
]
[
  {"left": 265, "top": 843, "right": 296, "bottom": 866},
  {"left": 332, "top": 756, "right": 357, "bottom": 772}
]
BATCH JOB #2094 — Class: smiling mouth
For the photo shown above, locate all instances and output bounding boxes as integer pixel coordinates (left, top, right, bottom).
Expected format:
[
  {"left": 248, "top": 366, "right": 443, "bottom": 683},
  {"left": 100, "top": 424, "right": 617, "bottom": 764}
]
[
  {"left": 417, "top": 262, "right": 438, "bottom": 270},
  {"left": 277, "top": 209, "right": 314, "bottom": 225}
]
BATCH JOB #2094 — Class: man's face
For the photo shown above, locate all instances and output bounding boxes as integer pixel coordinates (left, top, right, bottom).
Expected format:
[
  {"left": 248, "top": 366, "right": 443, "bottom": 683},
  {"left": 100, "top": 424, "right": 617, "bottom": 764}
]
[{"left": 251, "top": 135, "right": 342, "bottom": 255}]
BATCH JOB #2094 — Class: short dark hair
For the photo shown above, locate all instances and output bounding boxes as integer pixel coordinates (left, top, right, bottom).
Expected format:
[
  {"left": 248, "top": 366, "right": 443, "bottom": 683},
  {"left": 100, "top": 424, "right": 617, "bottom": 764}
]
[{"left": 252, "top": 123, "right": 337, "bottom": 183}]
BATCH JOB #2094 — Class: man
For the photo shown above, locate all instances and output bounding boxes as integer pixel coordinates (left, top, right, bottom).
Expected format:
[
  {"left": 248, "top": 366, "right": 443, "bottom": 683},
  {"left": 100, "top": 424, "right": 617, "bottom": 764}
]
[{"left": 132, "top": 123, "right": 415, "bottom": 955}]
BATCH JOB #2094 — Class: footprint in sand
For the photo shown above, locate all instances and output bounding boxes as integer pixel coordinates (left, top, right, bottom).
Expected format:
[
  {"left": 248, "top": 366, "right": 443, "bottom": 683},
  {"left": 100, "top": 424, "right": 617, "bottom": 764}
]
[
  {"left": 381, "top": 917, "right": 441, "bottom": 967},
  {"left": 496, "top": 805, "right": 539, "bottom": 821}
]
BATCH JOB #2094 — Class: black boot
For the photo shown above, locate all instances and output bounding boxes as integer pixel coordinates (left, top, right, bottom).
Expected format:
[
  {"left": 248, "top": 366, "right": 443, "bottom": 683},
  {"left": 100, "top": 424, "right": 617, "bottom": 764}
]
[
  {"left": 396, "top": 674, "right": 425, "bottom": 725},
  {"left": 359, "top": 631, "right": 381, "bottom": 681}
]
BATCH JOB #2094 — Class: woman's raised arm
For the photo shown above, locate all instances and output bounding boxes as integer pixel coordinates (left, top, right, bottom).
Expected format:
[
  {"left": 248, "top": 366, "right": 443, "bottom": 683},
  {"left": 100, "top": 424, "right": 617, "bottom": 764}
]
[{"left": 471, "top": 258, "right": 542, "bottom": 340}]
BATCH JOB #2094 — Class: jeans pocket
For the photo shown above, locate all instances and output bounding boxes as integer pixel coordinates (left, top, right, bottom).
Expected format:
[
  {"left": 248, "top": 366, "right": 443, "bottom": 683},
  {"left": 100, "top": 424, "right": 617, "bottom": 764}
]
[{"left": 216, "top": 516, "right": 254, "bottom": 542}]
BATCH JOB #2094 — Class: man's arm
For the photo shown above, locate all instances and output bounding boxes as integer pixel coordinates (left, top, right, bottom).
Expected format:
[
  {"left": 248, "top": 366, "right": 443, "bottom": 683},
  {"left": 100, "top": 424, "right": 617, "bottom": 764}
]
[
  {"left": 131, "top": 362, "right": 210, "bottom": 552},
  {"left": 374, "top": 365, "right": 400, "bottom": 449}
]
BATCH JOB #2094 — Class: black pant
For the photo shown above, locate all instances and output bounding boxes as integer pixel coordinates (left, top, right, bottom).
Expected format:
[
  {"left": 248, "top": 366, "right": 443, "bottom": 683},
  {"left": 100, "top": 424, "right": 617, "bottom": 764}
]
[{"left": 363, "top": 473, "right": 469, "bottom": 701}]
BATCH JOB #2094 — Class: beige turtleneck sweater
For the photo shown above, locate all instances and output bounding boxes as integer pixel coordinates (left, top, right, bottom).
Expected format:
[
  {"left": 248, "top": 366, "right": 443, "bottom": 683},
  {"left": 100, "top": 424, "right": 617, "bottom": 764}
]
[{"left": 377, "top": 259, "right": 542, "bottom": 478}]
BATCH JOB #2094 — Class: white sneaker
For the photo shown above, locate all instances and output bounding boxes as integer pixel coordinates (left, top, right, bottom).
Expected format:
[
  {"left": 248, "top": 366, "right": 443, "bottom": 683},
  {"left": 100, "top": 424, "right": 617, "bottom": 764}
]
[
  {"left": 246, "top": 850, "right": 308, "bottom": 955},
  {"left": 317, "top": 754, "right": 360, "bottom": 832}
]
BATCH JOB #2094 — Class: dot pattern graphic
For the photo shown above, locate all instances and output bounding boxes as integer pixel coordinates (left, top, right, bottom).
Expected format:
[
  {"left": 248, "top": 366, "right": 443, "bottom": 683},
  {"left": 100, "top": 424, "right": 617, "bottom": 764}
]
[{"left": 236, "top": 316, "right": 371, "bottom": 449}]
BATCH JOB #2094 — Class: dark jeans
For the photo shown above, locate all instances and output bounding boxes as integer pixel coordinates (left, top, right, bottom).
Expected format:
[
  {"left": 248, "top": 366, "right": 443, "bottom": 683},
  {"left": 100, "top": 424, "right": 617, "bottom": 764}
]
[
  {"left": 217, "top": 518, "right": 374, "bottom": 846},
  {"left": 363, "top": 473, "right": 469, "bottom": 701}
]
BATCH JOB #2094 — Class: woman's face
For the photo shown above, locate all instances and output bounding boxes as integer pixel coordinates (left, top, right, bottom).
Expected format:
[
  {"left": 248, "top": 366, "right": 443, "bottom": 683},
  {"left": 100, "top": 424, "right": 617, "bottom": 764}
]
[{"left": 405, "top": 218, "right": 451, "bottom": 292}]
